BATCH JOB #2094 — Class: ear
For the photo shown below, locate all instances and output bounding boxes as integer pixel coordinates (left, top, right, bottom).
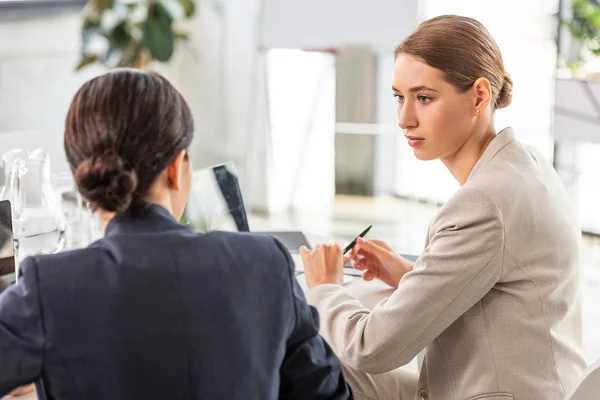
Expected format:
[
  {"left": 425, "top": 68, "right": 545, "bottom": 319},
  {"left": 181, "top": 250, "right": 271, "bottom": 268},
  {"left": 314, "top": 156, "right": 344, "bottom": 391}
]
[
  {"left": 166, "top": 150, "right": 188, "bottom": 190},
  {"left": 472, "top": 77, "right": 492, "bottom": 115}
]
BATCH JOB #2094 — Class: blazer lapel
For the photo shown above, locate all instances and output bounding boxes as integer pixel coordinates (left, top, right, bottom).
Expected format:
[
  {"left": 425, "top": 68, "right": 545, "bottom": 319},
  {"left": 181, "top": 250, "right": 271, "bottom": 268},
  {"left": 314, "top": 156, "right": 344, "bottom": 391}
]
[{"left": 467, "top": 127, "right": 517, "bottom": 182}]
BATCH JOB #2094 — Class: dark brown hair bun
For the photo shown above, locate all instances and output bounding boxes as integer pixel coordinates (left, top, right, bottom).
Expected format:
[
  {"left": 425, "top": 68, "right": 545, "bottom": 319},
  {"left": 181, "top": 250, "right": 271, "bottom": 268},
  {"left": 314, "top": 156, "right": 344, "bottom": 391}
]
[{"left": 74, "top": 153, "right": 138, "bottom": 213}]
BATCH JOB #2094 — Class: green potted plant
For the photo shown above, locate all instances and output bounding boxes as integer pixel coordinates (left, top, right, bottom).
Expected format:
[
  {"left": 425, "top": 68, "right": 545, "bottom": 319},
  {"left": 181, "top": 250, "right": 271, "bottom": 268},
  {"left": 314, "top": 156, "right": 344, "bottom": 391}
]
[
  {"left": 560, "top": 0, "right": 600, "bottom": 78},
  {"left": 553, "top": 0, "right": 600, "bottom": 148},
  {"left": 76, "top": 0, "right": 196, "bottom": 71}
]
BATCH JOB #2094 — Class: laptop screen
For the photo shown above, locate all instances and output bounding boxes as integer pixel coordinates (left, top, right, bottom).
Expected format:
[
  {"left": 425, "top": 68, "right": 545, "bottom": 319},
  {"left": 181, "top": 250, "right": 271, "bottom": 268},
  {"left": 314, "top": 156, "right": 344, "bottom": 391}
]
[{"left": 182, "top": 162, "right": 250, "bottom": 233}]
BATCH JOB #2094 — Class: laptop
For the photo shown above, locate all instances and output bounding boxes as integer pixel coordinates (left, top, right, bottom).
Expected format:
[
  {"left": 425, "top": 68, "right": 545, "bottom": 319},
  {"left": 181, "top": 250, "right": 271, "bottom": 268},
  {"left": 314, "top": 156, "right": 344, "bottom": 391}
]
[
  {"left": 182, "top": 162, "right": 250, "bottom": 233},
  {"left": 182, "top": 162, "right": 310, "bottom": 251},
  {"left": 181, "top": 162, "right": 354, "bottom": 282},
  {"left": 0, "top": 200, "right": 16, "bottom": 289}
]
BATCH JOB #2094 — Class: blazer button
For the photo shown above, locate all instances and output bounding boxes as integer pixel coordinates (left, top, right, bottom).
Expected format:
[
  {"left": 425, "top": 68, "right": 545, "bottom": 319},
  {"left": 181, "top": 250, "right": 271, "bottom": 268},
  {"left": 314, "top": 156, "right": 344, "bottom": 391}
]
[{"left": 419, "top": 389, "right": 429, "bottom": 400}]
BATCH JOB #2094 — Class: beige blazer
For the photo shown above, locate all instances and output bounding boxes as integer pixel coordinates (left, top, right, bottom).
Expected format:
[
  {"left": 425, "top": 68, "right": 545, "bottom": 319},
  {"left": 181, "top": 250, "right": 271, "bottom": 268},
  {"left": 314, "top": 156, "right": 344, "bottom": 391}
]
[{"left": 306, "top": 128, "right": 587, "bottom": 400}]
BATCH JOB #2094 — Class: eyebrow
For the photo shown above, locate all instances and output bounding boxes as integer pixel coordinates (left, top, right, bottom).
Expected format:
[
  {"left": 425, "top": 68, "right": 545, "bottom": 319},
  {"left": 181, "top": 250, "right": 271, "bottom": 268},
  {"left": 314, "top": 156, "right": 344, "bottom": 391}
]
[{"left": 392, "top": 85, "right": 439, "bottom": 93}]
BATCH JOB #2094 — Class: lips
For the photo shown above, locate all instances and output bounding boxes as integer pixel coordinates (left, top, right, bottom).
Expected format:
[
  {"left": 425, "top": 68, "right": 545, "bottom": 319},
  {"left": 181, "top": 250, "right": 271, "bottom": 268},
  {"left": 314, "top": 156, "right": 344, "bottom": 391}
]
[{"left": 405, "top": 135, "right": 424, "bottom": 148}]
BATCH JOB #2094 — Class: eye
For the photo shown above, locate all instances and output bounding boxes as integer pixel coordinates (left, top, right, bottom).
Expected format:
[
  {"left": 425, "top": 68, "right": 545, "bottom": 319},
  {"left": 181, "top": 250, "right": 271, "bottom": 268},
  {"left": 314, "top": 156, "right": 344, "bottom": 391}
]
[
  {"left": 393, "top": 93, "right": 404, "bottom": 103},
  {"left": 418, "top": 95, "right": 432, "bottom": 104}
]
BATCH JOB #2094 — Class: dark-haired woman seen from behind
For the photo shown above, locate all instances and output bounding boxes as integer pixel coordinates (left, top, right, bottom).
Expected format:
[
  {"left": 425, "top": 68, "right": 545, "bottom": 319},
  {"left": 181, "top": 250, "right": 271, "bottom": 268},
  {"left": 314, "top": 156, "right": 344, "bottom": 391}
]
[{"left": 0, "top": 69, "right": 353, "bottom": 400}]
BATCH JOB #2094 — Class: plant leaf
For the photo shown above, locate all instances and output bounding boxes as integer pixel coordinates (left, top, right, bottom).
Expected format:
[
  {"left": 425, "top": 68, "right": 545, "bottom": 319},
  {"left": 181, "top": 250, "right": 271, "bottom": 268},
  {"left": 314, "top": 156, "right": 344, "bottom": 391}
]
[
  {"left": 108, "top": 21, "right": 132, "bottom": 49},
  {"left": 97, "top": 21, "right": 134, "bottom": 67},
  {"left": 561, "top": 0, "right": 600, "bottom": 69},
  {"left": 91, "top": 0, "right": 114, "bottom": 11},
  {"left": 173, "top": 31, "right": 190, "bottom": 41},
  {"left": 142, "top": 9, "right": 174, "bottom": 62},
  {"left": 177, "top": 0, "right": 195, "bottom": 18},
  {"left": 76, "top": 54, "right": 99, "bottom": 71}
]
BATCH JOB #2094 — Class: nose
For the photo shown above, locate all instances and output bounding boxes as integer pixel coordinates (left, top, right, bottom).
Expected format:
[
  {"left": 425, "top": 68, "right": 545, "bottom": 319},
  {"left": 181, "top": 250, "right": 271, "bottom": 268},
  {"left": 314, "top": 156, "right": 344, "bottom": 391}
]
[{"left": 397, "top": 102, "right": 417, "bottom": 130}]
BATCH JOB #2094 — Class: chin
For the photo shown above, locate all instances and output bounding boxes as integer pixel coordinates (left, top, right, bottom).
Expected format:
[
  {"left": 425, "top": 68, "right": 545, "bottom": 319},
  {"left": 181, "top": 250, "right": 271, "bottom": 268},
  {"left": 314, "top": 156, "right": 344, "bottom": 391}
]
[{"left": 412, "top": 148, "right": 438, "bottom": 161}]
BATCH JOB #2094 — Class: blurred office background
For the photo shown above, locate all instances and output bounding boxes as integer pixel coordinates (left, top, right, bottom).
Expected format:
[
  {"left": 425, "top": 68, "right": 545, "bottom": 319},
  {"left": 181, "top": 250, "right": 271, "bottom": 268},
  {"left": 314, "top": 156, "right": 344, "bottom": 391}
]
[{"left": 1, "top": 0, "right": 600, "bottom": 371}]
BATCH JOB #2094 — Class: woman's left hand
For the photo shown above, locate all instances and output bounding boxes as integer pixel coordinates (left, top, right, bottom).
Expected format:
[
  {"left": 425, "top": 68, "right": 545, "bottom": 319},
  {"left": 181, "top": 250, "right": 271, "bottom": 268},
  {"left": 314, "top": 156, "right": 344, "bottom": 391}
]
[{"left": 300, "top": 243, "right": 346, "bottom": 288}]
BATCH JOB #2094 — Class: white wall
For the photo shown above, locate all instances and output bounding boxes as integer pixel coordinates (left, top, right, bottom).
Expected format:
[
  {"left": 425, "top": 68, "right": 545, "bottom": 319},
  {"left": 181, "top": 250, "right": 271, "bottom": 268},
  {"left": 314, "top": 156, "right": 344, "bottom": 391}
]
[
  {"left": 0, "top": 2, "right": 336, "bottom": 212},
  {"left": 0, "top": 7, "right": 228, "bottom": 172},
  {"left": 260, "top": 0, "right": 417, "bottom": 51},
  {"left": 0, "top": 10, "right": 102, "bottom": 172}
]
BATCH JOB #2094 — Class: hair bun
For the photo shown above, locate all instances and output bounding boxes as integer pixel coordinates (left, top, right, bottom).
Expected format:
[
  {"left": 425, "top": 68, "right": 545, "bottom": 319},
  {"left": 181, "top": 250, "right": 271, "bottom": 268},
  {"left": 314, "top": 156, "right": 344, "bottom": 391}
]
[
  {"left": 74, "top": 153, "right": 138, "bottom": 213},
  {"left": 495, "top": 73, "right": 513, "bottom": 109}
]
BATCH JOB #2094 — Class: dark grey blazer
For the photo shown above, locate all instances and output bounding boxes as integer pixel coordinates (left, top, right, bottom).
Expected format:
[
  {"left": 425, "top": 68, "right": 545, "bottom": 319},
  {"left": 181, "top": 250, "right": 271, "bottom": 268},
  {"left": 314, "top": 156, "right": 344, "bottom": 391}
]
[{"left": 0, "top": 204, "right": 352, "bottom": 400}]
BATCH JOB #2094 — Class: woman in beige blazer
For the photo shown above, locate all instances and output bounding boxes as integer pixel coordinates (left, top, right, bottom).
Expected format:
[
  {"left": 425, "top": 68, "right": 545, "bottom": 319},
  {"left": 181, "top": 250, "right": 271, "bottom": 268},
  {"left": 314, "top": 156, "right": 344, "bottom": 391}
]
[{"left": 300, "top": 15, "right": 587, "bottom": 400}]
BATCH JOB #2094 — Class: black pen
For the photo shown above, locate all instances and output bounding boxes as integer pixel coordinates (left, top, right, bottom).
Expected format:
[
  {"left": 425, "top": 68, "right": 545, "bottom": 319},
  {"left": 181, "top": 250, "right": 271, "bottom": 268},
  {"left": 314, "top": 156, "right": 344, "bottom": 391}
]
[{"left": 343, "top": 225, "right": 372, "bottom": 255}]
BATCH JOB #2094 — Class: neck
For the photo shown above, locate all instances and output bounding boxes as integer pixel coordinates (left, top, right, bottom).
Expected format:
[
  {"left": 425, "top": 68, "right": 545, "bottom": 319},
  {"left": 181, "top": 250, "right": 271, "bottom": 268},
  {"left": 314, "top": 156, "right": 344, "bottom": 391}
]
[
  {"left": 97, "top": 193, "right": 175, "bottom": 231},
  {"left": 441, "top": 125, "right": 497, "bottom": 186}
]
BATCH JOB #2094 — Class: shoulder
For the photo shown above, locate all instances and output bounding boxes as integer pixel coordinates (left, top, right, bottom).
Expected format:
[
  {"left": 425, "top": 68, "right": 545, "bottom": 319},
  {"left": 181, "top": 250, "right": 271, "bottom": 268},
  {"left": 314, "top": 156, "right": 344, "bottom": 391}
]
[
  {"left": 25, "top": 246, "right": 109, "bottom": 280},
  {"left": 467, "top": 139, "right": 562, "bottom": 210},
  {"left": 200, "top": 231, "right": 291, "bottom": 262},
  {"left": 98, "top": 226, "right": 288, "bottom": 258},
  {"left": 432, "top": 187, "right": 503, "bottom": 237},
  {"left": 473, "top": 136, "right": 554, "bottom": 186},
  {"left": 29, "top": 231, "right": 294, "bottom": 284},
  {"left": 438, "top": 187, "right": 502, "bottom": 218}
]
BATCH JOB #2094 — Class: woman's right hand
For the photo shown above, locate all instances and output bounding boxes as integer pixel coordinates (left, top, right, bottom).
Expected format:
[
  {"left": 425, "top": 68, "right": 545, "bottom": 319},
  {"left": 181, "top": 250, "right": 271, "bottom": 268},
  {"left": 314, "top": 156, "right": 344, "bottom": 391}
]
[
  {"left": 350, "top": 238, "right": 413, "bottom": 288},
  {"left": 8, "top": 384, "right": 35, "bottom": 397}
]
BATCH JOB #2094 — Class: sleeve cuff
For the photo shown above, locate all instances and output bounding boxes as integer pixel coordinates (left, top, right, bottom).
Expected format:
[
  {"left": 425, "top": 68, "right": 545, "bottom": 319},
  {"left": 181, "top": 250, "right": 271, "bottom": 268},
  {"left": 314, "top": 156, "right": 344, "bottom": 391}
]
[{"left": 305, "top": 283, "right": 347, "bottom": 307}]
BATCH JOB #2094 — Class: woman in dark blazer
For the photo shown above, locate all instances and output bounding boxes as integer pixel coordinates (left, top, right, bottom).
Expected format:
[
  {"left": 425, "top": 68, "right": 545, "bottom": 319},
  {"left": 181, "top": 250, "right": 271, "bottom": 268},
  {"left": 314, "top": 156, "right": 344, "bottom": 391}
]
[{"left": 0, "top": 69, "right": 352, "bottom": 400}]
